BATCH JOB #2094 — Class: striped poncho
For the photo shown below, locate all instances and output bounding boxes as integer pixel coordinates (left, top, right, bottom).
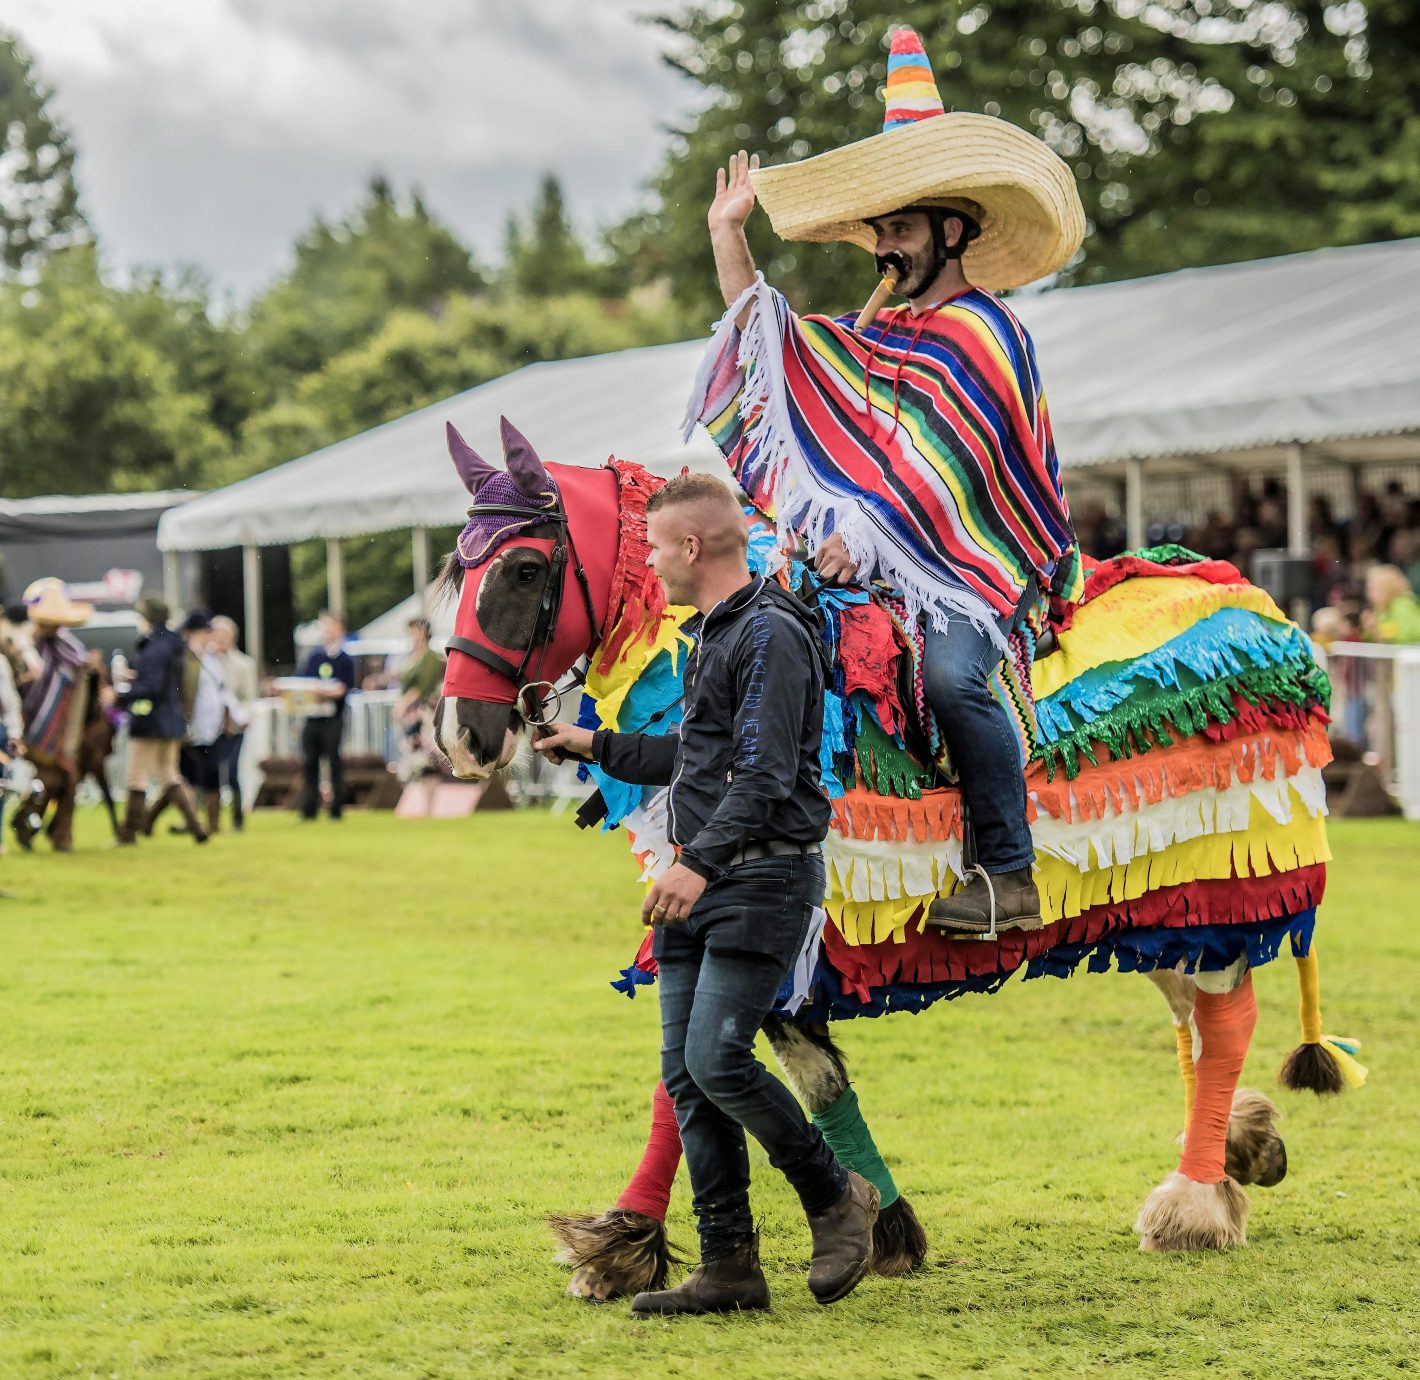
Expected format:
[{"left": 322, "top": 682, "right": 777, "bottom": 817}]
[{"left": 685, "top": 274, "right": 1082, "bottom": 644}]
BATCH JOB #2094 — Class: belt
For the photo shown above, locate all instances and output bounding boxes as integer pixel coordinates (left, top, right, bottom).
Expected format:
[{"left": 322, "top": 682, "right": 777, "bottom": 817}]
[{"left": 731, "top": 839, "right": 823, "bottom": 867}]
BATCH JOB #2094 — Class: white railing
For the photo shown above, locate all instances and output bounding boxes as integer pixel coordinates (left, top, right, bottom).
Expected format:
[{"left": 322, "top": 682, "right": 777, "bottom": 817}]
[{"left": 1324, "top": 641, "right": 1420, "bottom": 820}]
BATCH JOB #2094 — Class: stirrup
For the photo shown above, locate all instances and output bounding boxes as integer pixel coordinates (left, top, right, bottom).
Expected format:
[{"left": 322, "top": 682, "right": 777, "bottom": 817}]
[{"left": 965, "top": 864, "right": 1000, "bottom": 942}]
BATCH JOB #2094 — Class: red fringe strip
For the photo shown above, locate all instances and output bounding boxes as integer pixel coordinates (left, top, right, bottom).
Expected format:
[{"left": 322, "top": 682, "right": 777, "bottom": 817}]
[
  {"left": 823, "top": 864, "right": 1327, "bottom": 1002},
  {"left": 596, "top": 459, "right": 669, "bottom": 675}
]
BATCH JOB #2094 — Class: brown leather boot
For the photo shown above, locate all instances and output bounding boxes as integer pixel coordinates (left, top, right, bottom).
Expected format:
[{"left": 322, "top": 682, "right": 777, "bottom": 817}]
[
  {"left": 118, "top": 790, "right": 146, "bottom": 845},
  {"left": 806, "top": 1172, "right": 879, "bottom": 1305},
  {"left": 630, "top": 1234, "right": 769, "bottom": 1318},
  {"left": 172, "top": 785, "right": 209, "bottom": 844},
  {"left": 143, "top": 787, "right": 174, "bottom": 837},
  {"left": 925, "top": 867, "right": 1043, "bottom": 937}
]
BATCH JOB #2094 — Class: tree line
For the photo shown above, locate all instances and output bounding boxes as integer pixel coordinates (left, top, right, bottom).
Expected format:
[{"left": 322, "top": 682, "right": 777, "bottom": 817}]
[{"left": 2, "top": 2, "right": 1414, "bottom": 624}]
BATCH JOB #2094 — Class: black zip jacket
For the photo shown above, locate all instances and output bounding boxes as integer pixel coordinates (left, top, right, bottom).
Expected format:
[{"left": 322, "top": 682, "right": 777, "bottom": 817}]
[
  {"left": 118, "top": 625, "right": 188, "bottom": 741},
  {"left": 591, "top": 576, "right": 831, "bottom": 880}
]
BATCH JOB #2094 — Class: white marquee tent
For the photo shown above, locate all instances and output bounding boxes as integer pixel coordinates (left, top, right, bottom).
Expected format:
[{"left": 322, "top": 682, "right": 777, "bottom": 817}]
[{"left": 159, "top": 238, "right": 1420, "bottom": 665}]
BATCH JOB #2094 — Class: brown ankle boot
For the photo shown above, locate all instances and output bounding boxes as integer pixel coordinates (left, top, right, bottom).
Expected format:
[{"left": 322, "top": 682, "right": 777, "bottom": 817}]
[
  {"left": 806, "top": 1172, "right": 879, "bottom": 1305},
  {"left": 143, "top": 787, "right": 174, "bottom": 837},
  {"left": 118, "top": 790, "right": 147, "bottom": 845},
  {"left": 630, "top": 1234, "right": 769, "bottom": 1317},
  {"left": 173, "top": 785, "right": 209, "bottom": 844},
  {"left": 925, "top": 867, "right": 1042, "bottom": 937}
]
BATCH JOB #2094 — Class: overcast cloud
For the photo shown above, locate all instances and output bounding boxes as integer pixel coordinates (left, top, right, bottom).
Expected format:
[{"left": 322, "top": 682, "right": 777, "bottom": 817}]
[{"left": 7, "top": 0, "right": 698, "bottom": 299}]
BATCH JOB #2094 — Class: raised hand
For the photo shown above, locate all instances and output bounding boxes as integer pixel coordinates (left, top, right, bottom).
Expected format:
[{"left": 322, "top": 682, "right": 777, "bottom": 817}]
[{"left": 708, "top": 149, "right": 760, "bottom": 232}]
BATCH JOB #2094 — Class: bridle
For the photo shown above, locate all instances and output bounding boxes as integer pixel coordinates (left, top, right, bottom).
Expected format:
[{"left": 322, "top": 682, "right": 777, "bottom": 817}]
[{"left": 445, "top": 493, "right": 603, "bottom": 726}]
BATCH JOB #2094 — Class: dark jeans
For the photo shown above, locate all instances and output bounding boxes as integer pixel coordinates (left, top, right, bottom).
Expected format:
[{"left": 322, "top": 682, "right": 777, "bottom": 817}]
[
  {"left": 654, "top": 853, "right": 845, "bottom": 1260},
  {"left": 218, "top": 732, "right": 245, "bottom": 819},
  {"left": 300, "top": 716, "right": 345, "bottom": 819},
  {"left": 922, "top": 605, "right": 1035, "bottom": 874}
]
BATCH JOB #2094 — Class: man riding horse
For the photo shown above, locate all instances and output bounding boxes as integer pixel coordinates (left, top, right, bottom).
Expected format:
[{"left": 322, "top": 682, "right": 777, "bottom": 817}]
[{"left": 692, "top": 25, "right": 1085, "bottom": 935}]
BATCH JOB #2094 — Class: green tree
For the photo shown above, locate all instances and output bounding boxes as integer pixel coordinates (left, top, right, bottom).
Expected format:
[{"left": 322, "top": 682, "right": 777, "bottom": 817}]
[
  {"left": 0, "top": 248, "right": 228, "bottom": 496},
  {"left": 504, "top": 174, "right": 612, "bottom": 298},
  {"left": 0, "top": 32, "right": 86, "bottom": 274},
  {"left": 629, "top": 1, "right": 1417, "bottom": 316},
  {"left": 245, "top": 175, "right": 485, "bottom": 382}
]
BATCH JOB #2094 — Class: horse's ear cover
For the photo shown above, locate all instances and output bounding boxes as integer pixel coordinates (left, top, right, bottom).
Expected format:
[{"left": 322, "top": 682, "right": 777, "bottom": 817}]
[
  {"left": 500, "top": 416, "right": 552, "bottom": 499},
  {"left": 446, "top": 421, "right": 498, "bottom": 495}
]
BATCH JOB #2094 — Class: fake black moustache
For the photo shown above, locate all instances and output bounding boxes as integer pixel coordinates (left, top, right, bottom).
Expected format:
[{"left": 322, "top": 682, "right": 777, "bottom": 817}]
[{"left": 875, "top": 252, "right": 911, "bottom": 281}]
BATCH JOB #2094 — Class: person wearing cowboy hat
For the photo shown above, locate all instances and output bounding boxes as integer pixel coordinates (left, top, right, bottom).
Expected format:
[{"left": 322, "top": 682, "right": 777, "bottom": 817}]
[
  {"left": 13, "top": 578, "right": 94, "bottom": 852},
  {"left": 689, "top": 25, "right": 1085, "bottom": 936}
]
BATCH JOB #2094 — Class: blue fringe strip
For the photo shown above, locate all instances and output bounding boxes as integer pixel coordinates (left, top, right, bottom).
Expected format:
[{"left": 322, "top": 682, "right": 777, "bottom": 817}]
[
  {"left": 786, "top": 910, "right": 1319, "bottom": 1023},
  {"left": 611, "top": 962, "right": 657, "bottom": 998}
]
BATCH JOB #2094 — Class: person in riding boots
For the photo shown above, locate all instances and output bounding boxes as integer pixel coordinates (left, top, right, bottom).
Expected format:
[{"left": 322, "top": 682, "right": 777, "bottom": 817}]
[
  {"left": 534, "top": 473, "right": 878, "bottom": 1317},
  {"left": 690, "top": 25, "right": 1085, "bottom": 935},
  {"left": 105, "top": 593, "right": 210, "bottom": 845}
]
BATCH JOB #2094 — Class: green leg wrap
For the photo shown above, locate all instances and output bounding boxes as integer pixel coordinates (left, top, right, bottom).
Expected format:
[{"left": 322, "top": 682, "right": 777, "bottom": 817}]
[{"left": 812, "top": 1084, "right": 900, "bottom": 1209}]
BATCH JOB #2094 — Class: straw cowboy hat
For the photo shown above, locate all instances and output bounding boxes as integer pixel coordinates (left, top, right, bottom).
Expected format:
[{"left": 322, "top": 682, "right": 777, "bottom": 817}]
[
  {"left": 23, "top": 577, "right": 93, "bottom": 628},
  {"left": 750, "top": 27, "right": 1085, "bottom": 291}
]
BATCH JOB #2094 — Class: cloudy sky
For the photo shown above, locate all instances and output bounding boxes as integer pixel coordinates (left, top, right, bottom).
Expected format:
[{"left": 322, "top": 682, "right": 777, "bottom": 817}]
[{"left": 8, "top": 0, "right": 699, "bottom": 300}]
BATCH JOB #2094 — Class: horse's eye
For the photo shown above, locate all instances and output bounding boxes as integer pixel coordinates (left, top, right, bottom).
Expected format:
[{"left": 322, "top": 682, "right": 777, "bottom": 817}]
[{"left": 516, "top": 564, "right": 540, "bottom": 584}]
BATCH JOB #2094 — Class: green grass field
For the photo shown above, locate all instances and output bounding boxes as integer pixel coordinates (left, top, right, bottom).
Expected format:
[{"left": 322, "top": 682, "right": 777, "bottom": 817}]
[{"left": 1, "top": 809, "right": 1415, "bottom": 1379}]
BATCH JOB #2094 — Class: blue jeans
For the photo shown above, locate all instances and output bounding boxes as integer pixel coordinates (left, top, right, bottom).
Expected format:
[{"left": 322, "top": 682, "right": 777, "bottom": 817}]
[
  {"left": 922, "top": 606, "right": 1035, "bottom": 874},
  {"left": 654, "top": 854, "right": 845, "bottom": 1260}
]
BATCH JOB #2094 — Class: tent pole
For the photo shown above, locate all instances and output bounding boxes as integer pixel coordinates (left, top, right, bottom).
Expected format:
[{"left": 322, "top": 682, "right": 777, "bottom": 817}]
[
  {"left": 412, "top": 527, "right": 430, "bottom": 610},
  {"left": 242, "top": 545, "right": 264, "bottom": 671},
  {"left": 162, "top": 551, "right": 180, "bottom": 610},
  {"left": 1286, "top": 443, "right": 1310, "bottom": 625},
  {"left": 1286, "top": 443, "right": 1309, "bottom": 556},
  {"left": 1125, "top": 457, "right": 1145, "bottom": 551},
  {"left": 326, "top": 539, "right": 345, "bottom": 618}
]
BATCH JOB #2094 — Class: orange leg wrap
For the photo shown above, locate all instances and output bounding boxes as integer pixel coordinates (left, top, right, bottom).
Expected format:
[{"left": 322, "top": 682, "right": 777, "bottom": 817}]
[{"left": 1178, "top": 972, "right": 1257, "bottom": 1184}]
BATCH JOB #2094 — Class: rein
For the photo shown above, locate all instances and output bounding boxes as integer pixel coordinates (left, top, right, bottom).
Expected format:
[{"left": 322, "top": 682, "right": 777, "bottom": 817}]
[{"left": 446, "top": 497, "right": 603, "bottom": 725}]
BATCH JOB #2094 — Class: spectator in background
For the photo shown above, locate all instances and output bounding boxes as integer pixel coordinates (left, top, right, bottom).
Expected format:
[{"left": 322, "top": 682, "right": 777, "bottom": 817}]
[
  {"left": 108, "top": 594, "right": 207, "bottom": 845},
  {"left": 298, "top": 610, "right": 356, "bottom": 821},
  {"left": 0, "top": 626, "right": 23, "bottom": 851},
  {"left": 1365, "top": 565, "right": 1420, "bottom": 645},
  {"left": 169, "top": 610, "right": 239, "bottom": 837},
  {"left": 211, "top": 616, "right": 258, "bottom": 832},
  {"left": 395, "top": 617, "right": 445, "bottom": 783}
]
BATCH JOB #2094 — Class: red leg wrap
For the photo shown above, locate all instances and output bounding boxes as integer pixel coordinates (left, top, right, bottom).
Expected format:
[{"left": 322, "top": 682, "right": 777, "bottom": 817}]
[
  {"left": 1178, "top": 972, "right": 1258, "bottom": 1184},
  {"left": 614, "top": 1080, "right": 681, "bottom": 1221}
]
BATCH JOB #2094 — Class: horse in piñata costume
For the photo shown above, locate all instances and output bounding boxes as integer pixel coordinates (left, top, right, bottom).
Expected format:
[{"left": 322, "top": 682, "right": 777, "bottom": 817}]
[{"left": 433, "top": 418, "right": 1363, "bottom": 1299}]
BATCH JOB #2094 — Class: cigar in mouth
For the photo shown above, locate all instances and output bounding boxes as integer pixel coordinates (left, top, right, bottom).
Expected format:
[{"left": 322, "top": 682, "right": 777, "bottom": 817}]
[{"left": 854, "top": 269, "right": 900, "bottom": 331}]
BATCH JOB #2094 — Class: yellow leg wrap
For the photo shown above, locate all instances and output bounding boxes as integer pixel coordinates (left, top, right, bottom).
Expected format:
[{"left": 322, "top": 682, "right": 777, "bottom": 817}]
[
  {"left": 1296, "top": 945, "right": 1323, "bottom": 1045},
  {"left": 1174, "top": 1022, "right": 1197, "bottom": 1126}
]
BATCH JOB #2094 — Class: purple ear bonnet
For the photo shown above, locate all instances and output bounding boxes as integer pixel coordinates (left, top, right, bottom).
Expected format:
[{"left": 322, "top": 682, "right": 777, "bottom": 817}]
[
  {"left": 455, "top": 471, "right": 560, "bottom": 567},
  {"left": 447, "top": 417, "right": 560, "bottom": 567}
]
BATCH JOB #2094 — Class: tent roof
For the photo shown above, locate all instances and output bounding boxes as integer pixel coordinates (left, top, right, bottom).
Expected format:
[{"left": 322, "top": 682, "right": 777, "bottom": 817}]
[{"left": 159, "top": 238, "right": 1420, "bottom": 553}]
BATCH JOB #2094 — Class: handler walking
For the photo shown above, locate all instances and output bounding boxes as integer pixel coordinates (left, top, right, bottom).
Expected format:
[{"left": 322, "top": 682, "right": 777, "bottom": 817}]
[{"left": 535, "top": 474, "right": 877, "bottom": 1317}]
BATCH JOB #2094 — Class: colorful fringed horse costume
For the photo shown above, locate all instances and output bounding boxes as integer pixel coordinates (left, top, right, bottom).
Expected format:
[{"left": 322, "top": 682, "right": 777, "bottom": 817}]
[{"left": 433, "top": 420, "right": 1362, "bottom": 1297}]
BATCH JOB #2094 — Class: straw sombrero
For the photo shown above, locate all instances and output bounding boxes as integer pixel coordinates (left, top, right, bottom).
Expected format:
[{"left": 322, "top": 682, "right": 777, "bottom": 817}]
[
  {"left": 23, "top": 577, "right": 93, "bottom": 629},
  {"left": 750, "top": 27, "right": 1085, "bottom": 291}
]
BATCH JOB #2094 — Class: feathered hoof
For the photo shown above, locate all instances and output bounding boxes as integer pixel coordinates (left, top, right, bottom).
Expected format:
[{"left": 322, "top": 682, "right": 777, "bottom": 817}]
[
  {"left": 1279, "top": 1041, "right": 1345, "bottom": 1095},
  {"left": 871, "top": 1194, "right": 929, "bottom": 1276},
  {"left": 1135, "top": 1172, "right": 1249, "bottom": 1252},
  {"left": 1225, "top": 1089, "right": 1287, "bottom": 1187},
  {"left": 548, "top": 1208, "right": 682, "bottom": 1301}
]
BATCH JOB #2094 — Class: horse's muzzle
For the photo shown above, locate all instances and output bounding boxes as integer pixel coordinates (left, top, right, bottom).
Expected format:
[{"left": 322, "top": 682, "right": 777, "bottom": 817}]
[{"left": 433, "top": 696, "right": 520, "bottom": 780}]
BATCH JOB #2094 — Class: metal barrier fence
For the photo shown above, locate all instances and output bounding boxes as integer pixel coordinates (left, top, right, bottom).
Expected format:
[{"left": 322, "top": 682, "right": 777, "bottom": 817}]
[{"left": 1324, "top": 641, "right": 1420, "bottom": 820}]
